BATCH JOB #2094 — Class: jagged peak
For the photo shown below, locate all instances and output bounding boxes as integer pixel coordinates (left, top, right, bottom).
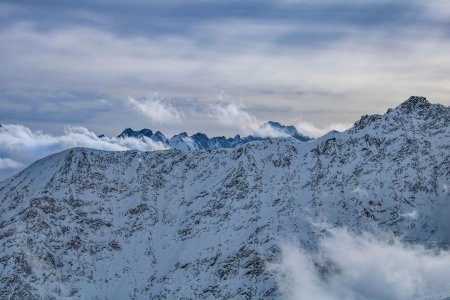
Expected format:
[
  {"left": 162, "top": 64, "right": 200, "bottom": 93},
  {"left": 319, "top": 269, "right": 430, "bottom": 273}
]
[
  {"left": 138, "top": 128, "right": 153, "bottom": 137},
  {"left": 118, "top": 128, "right": 136, "bottom": 138},
  {"left": 171, "top": 132, "right": 189, "bottom": 139},
  {"left": 154, "top": 131, "right": 164, "bottom": 135},
  {"left": 191, "top": 132, "right": 209, "bottom": 140},
  {"left": 351, "top": 96, "right": 448, "bottom": 132},
  {"left": 265, "top": 121, "right": 283, "bottom": 127},
  {"left": 118, "top": 128, "right": 154, "bottom": 139},
  {"left": 121, "top": 127, "right": 134, "bottom": 134},
  {"left": 396, "top": 96, "right": 431, "bottom": 113},
  {"left": 265, "top": 121, "right": 296, "bottom": 131},
  {"left": 264, "top": 121, "right": 312, "bottom": 141}
]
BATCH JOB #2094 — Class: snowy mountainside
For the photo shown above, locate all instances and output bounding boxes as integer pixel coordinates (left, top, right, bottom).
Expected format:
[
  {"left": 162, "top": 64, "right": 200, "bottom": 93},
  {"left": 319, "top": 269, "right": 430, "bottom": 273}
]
[
  {"left": 116, "top": 120, "right": 312, "bottom": 151},
  {"left": 0, "top": 96, "right": 450, "bottom": 299}
]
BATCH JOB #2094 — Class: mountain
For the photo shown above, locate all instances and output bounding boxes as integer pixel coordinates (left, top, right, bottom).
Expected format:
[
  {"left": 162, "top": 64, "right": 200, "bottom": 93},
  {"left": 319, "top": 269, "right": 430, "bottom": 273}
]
[
  {"left": 116, "top": 121, "right": 312, "bottom": 151},
  {"left": 264, "top": 121, "right": 308, "bottom": 140},
  {"left": 1, "top": 96, "right": 449, "bottom": 299},
  {"left": 117, "top": 128, "right": 155, "bottom": 139}
]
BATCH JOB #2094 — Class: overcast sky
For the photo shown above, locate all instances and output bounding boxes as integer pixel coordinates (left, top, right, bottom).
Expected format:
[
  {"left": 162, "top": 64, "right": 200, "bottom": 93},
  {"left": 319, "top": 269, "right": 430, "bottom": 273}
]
[{"left": 1, "top": 0, "right": 450, "bottom": 138}]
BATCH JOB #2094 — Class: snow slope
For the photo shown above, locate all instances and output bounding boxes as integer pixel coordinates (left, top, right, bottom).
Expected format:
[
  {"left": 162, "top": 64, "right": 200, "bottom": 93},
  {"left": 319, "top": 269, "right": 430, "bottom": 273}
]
[{"left": 0, "top": 96, "right": 449, "bottom": 299}]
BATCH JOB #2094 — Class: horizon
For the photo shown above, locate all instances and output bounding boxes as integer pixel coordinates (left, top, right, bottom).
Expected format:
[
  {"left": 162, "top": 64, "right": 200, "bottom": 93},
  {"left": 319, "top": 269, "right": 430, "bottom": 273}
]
[
  {"left": 0, "top": 95, "right": 444, "bottom": 181},
  {"left": 0, "top": 94, "right": 437, "bottom": 137}
]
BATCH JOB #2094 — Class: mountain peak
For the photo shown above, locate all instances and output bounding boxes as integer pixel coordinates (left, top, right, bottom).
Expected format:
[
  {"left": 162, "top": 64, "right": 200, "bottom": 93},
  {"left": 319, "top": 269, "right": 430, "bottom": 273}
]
[
  {"left": 118, "top": 128, "right": 153, "bottom": 139},
  {"left": 266, "top": 121, "right": 283, "bottom": 128},
  {"left": 264, "top": 121, "right": 311, "bottom": 141},
  {"left": 397, "top": 96, "right": 431, "bottom": 113},
  {"left": 172, "top": 132, "right": 188, "bottom": 139},
  {"left": 118, "top": 128, "right": 136, "bottom": 138},
  {"left": 191, "top": 132, "right": 209, "bottom": 140},
  {"left": 138, "top": 128, "right": 153, "bottom": 137},
  {"left": 352, "top": 96, "right": 448, "bottom": 133}
]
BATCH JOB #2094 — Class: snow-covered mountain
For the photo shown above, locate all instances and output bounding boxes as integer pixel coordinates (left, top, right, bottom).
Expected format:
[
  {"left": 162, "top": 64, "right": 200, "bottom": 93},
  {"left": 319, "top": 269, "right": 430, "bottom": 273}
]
[
  {"left": 116, "top": 121, "right": 312, "bottom": 151},
  {"left": 1, "top": 96, "right": 449, "bottom": 299}
]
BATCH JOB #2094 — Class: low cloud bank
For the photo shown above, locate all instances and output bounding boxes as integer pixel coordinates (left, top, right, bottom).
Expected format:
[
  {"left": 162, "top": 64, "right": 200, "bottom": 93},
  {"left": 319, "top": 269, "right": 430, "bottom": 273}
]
[
  {"left": 0, "top": 124, "right": 166, "bottom": 181},
  {"left": 271, "top": 227, "right": 450, "bottom": 300}
]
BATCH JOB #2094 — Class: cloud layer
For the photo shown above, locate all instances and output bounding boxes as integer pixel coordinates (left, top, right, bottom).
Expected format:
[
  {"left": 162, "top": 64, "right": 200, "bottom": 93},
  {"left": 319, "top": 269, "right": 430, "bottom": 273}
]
[
  {"left": 272, "top": 227, "right": 450, "bottom": 300},
  {"left": 0, "top": 124, "right": 166, "bottom": 181},
  {"left": 1, "top": 1, "right": 450, "bottom": 136}
]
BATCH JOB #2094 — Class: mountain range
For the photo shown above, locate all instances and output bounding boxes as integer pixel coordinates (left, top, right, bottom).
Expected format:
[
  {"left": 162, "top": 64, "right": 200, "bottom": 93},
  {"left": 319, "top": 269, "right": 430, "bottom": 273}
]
[
  {"left": 1, "top": 96, "right": 449, "bottom": 299},
  {"left": 115, "top": 121, "right": 312, "bottom": 151}
]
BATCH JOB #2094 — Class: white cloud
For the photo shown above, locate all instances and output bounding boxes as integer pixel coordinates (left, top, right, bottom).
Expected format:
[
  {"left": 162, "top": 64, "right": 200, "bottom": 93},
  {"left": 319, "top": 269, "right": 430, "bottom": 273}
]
[
  {"left": 0, "top": 124, "right": 167, "bottom": 181},
  {"left": 296, "top": 120, "right": 352, "bottom": 138},
  {"left": 127, "top": 96, "right": 183, "bottom": 125},
  {"left": 209, "top": 102, "right": 290, "bottom": 137},
  {"left": 271, "top": 227, "right": 450, "bottom": 300},
  {"left": 0, "top": 158, "right": 24, "bottom": 170},
  {"left": 209, "top": 102, "right": 258, "bottom": 134},
  {"left": 209, "top": 100, "right": 353, "bottom": 138}
]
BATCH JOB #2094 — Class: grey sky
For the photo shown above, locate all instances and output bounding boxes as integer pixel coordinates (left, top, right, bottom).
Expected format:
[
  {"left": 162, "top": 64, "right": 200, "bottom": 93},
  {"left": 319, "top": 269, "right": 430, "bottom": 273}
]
[{"left": 1, "top": 0, "right": 450, "bottom": 137}]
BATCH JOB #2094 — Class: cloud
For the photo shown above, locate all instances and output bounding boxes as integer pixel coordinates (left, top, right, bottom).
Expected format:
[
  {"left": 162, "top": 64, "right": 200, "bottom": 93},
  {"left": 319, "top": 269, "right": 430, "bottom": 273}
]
[
  {"left": 127, "top": 96, "right": 183, "bottom": 125},
  {"left": 209, "top": 101, "right": 290, "bottom": 137},
  {"left": 209, "top": 102, "right": 258, "bottom": 134},
  {"left": 209, "top": 99, "right": 353, "bottom": 138},
  {"left": 1, "top": 7, "right": 450, "bottom": 137},
  {"left": 271, "top": 227, "right": 450, "bottom": 300},
  {"left": 420, "top": 0, "right": 450, "bottom": 20},
  {"left": 0, "top": 158, "right": 24, "bottom": 170},
  {"left": 0, "top": 124, "right": 167, "bottom": 181},
  {"left": 296, "top": 120, "right": 352, "bottom": 137}
]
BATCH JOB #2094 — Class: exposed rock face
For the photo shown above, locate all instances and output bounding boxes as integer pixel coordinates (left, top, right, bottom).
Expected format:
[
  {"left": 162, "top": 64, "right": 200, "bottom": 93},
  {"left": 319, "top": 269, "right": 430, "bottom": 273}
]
[{"left": 0, "top": 97, "right": 449, "bottom": 299}]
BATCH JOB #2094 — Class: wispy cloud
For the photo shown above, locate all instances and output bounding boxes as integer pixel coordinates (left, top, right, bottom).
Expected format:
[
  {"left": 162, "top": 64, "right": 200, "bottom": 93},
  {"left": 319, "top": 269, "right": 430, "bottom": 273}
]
[
  {"left": 0, "top": 124, "right": 167, "bottom": 181},
  {"left": 209, "top": 101, "right": 290, "bottom": 137},
  {"left": 271, "top": 227, "right": 450, "bottom": 300},
  {"left": 127, "top": 96, "right": 183, "bottom": 125},
  {"left": 296, "top": 120, "right": 352, "bottom": 137}
]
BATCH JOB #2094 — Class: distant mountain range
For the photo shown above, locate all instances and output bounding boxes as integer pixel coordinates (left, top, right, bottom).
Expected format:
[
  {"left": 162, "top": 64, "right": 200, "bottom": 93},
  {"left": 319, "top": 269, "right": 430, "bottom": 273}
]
[{"left": 115, "top": 121, "right": 312, "bottom": 151}]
